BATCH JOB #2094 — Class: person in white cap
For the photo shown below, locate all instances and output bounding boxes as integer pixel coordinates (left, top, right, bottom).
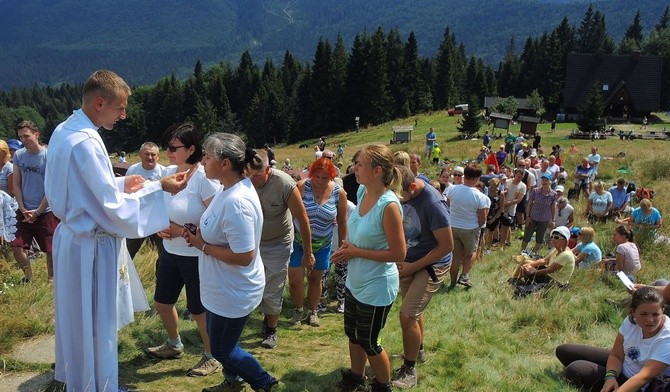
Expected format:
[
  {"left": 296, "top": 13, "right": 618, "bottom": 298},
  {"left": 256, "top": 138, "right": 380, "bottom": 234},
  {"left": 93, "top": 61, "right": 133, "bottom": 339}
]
[{"left": 511, "top": 226, "right": 575, "bottom": 287}]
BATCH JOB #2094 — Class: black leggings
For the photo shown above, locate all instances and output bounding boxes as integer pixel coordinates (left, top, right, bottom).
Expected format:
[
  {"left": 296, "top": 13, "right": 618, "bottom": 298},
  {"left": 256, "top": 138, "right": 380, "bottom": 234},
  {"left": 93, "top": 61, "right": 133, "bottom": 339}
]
[
  {"left": 343, "top": 288, "right": 392, "bottom": 356},
  {"left": 555, "top": 344, "right": 628, "bottom": 391}
]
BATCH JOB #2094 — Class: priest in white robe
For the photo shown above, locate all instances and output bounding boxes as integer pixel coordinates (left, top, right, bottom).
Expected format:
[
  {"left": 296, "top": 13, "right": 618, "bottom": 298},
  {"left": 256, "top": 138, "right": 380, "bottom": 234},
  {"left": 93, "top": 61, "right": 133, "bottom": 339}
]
[{"left": 45, "top": 70, "right": 187, "bottom": 392}]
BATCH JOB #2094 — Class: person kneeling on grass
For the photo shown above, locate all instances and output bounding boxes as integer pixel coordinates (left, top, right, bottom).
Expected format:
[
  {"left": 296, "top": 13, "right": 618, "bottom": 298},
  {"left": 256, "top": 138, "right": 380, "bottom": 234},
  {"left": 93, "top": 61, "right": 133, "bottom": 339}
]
[
  {"left": 510, "top": 226, "right": 574, "bottom": 291},
  {"left": 556, "top": 286, "right": 670, "bottom": 392}
]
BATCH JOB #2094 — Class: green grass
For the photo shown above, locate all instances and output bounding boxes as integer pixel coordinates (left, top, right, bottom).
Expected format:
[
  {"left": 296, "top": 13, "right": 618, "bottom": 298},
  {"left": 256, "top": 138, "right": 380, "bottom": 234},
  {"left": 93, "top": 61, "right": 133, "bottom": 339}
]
[{"left": 1, "top": 112, "right": 670, "bottom": 391}]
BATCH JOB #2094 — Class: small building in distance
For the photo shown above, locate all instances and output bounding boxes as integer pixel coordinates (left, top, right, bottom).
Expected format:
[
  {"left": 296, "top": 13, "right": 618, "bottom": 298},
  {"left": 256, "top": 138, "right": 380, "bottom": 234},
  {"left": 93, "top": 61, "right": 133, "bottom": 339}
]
[{"left": 517, "top": 115, "right": 541, "bottom": 136}]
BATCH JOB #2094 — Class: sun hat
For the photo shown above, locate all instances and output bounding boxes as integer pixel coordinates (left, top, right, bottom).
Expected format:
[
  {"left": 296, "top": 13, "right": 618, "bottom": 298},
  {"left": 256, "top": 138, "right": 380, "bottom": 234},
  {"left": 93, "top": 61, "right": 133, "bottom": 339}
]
[
  {"left": 555, "top": 185, "right": 565, "bottom": 193},
  {"left": 453, "top": 166, "right": 464, "bottom": 174},
  {"left": 551, "top": 226, "right": 570, "bottom": 240}
]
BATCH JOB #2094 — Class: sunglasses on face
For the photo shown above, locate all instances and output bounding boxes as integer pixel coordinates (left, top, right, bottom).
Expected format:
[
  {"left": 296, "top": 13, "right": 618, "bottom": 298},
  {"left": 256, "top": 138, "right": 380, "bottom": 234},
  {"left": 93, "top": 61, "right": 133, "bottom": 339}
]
[
  {"left": 550, "top": 235, "right": 565, "bottom": 240},
  {"left": 453, "top": 174, "right": 463, "bottom": 177},
  {"left": 166, "top": 144, "right": 187, "bottom": 152}
]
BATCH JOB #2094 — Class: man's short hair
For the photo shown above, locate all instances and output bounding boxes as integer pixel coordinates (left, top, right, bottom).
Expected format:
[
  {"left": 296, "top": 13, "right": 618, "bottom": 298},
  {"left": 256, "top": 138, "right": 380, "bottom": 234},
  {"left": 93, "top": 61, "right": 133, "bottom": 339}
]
[
  {"left": 487, "top": 164, "right": 496, "bottom": 172},
  {"left": 617, "top": 178, "right": 626, "bottom": 185},
  {"left": 82, "top": 70, "right": 131, "bottom": 104},
  {"left": 139, "top": 142, "right": 159, "bottom": 152},
  {"left": 16, "top": 120, "right": 38, "bottom": 133},
  {"left": 464, "top": 163, "right": 482, "bottom": 180}
]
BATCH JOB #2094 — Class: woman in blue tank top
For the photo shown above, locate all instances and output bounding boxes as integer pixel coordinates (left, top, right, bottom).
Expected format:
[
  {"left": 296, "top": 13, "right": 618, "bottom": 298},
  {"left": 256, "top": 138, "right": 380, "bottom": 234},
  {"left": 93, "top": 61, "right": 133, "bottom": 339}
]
[{"left": 331, "top": 144, "right": 406, "bottom": 392}]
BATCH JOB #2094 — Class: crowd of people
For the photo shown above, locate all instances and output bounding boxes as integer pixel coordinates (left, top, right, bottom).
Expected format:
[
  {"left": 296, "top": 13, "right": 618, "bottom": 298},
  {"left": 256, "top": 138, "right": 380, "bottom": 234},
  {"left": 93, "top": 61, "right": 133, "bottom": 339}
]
[{"left": 1, "top": 70, "right": 668, "bottom": 391}]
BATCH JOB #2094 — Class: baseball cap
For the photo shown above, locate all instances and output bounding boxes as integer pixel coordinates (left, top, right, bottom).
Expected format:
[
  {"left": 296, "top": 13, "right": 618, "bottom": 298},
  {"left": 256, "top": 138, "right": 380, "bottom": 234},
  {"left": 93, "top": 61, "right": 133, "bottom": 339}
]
[
  {"left": 570, "top": 227, "right": 581, "bottom": 236},
  {"left": 541, "top": 172, "right": 553, "bottom": 181},
  {"left": 434, "top": 143, "right": 439, "bottom": 147},
  {"left": 555, "top": 185, "right": 565, "bottom": 193},
  {"left": 499, "top": 144, "right": 505, "bottom": 148},
  {"left": 551, "top": 226, "right": 570, "bottom": 240},
  {"left": 7, "top": 139, "right": 22, "bottom": 150}
]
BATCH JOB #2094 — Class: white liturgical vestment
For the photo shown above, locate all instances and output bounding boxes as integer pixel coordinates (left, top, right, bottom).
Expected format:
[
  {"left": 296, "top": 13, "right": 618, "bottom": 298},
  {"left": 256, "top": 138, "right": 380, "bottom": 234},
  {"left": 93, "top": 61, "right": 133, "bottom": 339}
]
[{"left": 45, "top": 109, "right": 169, "bottom": 392}]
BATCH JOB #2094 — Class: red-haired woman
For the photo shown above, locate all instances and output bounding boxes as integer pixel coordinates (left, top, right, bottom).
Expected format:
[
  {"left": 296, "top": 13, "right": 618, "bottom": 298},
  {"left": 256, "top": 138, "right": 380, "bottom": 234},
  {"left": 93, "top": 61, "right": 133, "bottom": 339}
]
[{"left": 288, "top": 157, "right": 348, "bottom": 327}]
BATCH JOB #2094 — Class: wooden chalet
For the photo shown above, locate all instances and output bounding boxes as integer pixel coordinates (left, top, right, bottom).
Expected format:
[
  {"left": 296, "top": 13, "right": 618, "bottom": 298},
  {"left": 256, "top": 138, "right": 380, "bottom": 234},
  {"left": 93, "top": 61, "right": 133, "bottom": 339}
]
[
  {"left": 517, "top": 115, "right": 541, "bottom": 136},
  {"left": 563, "top": 52, "right": 662, "bottom": 119}
]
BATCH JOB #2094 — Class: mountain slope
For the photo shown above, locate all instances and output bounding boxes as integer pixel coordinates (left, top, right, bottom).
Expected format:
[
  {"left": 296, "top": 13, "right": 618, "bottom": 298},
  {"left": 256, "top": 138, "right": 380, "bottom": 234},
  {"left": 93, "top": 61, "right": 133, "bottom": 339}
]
[{"left": 0, "top": 0, "right": 665, "bottom": 89}]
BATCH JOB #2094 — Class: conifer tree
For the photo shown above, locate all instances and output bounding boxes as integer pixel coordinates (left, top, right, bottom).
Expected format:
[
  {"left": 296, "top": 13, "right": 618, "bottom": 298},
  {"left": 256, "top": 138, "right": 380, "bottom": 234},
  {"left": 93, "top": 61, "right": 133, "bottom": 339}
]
[{"left": 577, "top": 82, "right": 605, "bottom": 132}]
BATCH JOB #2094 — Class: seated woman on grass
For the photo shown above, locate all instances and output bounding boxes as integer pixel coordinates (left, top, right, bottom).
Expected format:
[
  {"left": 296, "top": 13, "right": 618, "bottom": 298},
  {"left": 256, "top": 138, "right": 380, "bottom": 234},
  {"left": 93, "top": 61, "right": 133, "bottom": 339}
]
[
  {"left": 617, "top": 198, "right": 663, "bottom": 245},
  {"left": 601, "top": 225, "right": 641, "bottom": 281},
  {"left": 572, "top": 226, "right": 602, "bottom": 270},
  {"left": 556, "top": 286, "right": 670, "bottom": 392},
  {"left": 510, "top": 226, "right": 574, "bottom": 288}
]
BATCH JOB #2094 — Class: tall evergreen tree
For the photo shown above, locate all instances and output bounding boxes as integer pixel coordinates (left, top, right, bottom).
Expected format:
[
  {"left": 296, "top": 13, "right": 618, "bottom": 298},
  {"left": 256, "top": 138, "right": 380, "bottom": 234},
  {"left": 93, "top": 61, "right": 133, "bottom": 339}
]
[
  {"left": 343, "top": 33, "right": 370, "bottom": 128},
  {"left": 656, "top": 5, "right": 669, "bottom": 30},
  {"left": 624, "top": 11, "right": 644, "bottom": 45},
  {"left": 577, "top": 82, "right": 605, "bottom": 132},
  {"left": 497, "top": 37, "right": 520, "bottom": 98},
  {"left": 434, "top": 28, "right": 458, "bottom": 109},
  {"left": 386, "top": 28, "right": 407, "bottom": 118}
]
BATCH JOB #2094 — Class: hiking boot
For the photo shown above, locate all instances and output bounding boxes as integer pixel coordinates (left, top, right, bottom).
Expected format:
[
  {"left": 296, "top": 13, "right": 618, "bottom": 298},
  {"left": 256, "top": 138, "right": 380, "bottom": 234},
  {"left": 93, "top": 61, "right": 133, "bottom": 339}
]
[
  {"left": 145, "top": 341, "right": 184, "bottom": 359},
  {"left": 392, "top": 365, "right": 417, "bottom": 389},
  {"left": 371, "top": 378, "right": 394, "bottom": 392},
  {"left": 336, "top": 300, "right": 345, "bottom": 314},
  {"left": 307, "top": 310, "right": 321, "bottom": 327},
  {"left": 457, "top": 275, "right": 473, "bottom": 288},
  {"left": 336, "top": 369, "right": 367, "bottom": 392},
  {"left": 187, "top": 355, "right": 222, "bottom": 377},
  {"left": 261, "top": 331, "right": 277, "bottom": 349},
  {"left": 400, "top": 349, "right": 427, "bottom": 363},
  {"left": 290, "top": 308, "right": 304, "bottom": 326},
  {"left": 202, "top": 380, "right": 247, "bottom": 392}
]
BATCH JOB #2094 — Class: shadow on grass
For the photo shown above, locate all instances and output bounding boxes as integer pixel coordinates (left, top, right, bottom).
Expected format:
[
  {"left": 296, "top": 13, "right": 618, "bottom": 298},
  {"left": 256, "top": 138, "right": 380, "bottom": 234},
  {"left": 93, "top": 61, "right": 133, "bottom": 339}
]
[{"left": 280, "top": 367, "right": 344, "bottom": 392}]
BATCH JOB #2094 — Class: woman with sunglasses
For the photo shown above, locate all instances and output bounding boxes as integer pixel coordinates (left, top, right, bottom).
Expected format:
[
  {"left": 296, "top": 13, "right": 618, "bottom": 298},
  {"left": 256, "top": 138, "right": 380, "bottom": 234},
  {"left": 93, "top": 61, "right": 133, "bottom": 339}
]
[
  {"left": 145, "top": 123, "right": 223, "bottom": 377},
  {"left": 511, "top": 226, "right": 575, "bottom": 287}
]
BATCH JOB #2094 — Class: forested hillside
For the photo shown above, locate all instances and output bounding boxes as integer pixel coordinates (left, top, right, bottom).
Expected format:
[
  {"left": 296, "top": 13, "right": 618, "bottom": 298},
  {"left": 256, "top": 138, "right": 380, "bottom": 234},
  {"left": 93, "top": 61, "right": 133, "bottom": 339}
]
[
  {"left": 0, "top": 0, "right": 666, "bottom": 89},
  {"left": 1, "top": 5, "right": 669, "bottom": 155}
]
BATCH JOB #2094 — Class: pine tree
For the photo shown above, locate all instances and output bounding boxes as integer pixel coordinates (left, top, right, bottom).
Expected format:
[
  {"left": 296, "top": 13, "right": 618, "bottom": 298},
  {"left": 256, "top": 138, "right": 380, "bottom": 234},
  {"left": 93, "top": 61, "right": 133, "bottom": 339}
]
[
  {"left": 456, "top": 97, "right": 482, "bottom": 137},
  {"left": 497, "top": 37, "right": 520, "bottom": 98},
  {"left": 656, "top": 5, "right": 669, "bottom": 30},
  {"left": 577, "top": 82, "right": 605, "bottom": 132}
]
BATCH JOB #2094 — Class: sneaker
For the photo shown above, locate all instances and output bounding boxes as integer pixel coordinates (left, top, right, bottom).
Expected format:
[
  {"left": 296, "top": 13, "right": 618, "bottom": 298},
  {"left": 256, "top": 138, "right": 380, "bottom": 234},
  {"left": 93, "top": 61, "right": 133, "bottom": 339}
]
[
  {"left": 392, "top": 365, "right": 417, "bottom": 389},
  {"left": 187, "top": 355, "right": 222, "bottom": 377},
  {"left": 307, "top": 310, "right": 321, "bottom": 327},
  {"left": 336, "top": 300, "right": 345, "bottom": 314},
  {"left": 145, "top": 341, "right": 184, "bottom": 359},
  {"left": 261, "top": 331, "right": 277, "bottom": 349},
  {"left": 290, "top": 309, "right": 304, "bottom": 326},
  {"left": 457, "top": 275, "right": 473, "bottom": 288},
  {"left": 315, "top": 302, "right": 327, "bottom": 313},
  {"left": 202, "top": 380, "right": 247, "bottom": 392},
  {"left": 401, "top": 349, "right": 427, "bottom": 363}
]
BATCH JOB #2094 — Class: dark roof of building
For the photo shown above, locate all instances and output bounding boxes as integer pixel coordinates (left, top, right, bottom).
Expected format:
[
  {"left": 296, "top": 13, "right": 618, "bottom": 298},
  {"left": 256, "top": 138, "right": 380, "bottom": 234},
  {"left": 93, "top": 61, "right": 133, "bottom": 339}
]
[
  {"left": 489, "top": 112, "right": 514, "bottom": 120},
  {"left": 563, "top": 52, "right": 662, "bottom": 112},
  {"left": 517, "top": 116, "right": 540, "bottom": 123}
]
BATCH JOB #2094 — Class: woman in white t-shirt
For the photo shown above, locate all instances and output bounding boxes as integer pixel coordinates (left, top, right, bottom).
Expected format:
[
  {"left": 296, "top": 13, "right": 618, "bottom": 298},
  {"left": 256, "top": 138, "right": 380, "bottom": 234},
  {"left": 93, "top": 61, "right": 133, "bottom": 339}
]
[
  {"left": 588, "top": 181, "right": 613, "bottom": 223},
  {"left": 184, "top": 133, "right": 277, "bottom": 392},
  {"left": 602, "top": 225, "right": 641, "bottom": 280},
  {"left": 557, "top": 286, "right": 670, "bottom": 391},
  {"left": 144, "top": 123, "right": 222, "bottom": 377}
]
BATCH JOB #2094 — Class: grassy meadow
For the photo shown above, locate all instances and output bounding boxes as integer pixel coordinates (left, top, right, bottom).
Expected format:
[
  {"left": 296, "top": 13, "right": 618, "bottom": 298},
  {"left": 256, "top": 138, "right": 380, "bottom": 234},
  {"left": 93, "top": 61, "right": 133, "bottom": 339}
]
[{"left": 1, "top": 111, "right": 670, "bottom": 391}]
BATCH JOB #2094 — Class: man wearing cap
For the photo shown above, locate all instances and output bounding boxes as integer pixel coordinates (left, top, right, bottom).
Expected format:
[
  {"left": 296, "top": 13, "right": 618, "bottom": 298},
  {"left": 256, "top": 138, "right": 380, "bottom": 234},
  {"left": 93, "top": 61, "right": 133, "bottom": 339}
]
[
  {"left": 424, "top": 127, "right": 436, "bottom": 159},
  {"left": 11, "top": 120, "right": 58, "bottom": 283},
  {"left": 521, "top": 172, "right": 557, "bottom": 256},
  {"left": 511, "top": 226, "right": 575, "bottom": 287}
]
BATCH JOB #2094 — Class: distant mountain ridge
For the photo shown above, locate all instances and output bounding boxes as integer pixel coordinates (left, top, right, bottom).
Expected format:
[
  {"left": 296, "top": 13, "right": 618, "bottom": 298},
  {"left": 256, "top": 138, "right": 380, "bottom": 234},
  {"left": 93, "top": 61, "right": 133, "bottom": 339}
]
[{"left": 0, "top": 0, "right": 664, "bottom": 89}]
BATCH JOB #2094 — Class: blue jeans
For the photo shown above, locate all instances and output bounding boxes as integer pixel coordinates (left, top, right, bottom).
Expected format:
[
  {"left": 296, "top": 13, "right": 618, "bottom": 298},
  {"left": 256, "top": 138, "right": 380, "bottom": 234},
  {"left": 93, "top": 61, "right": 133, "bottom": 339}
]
[{"left": 207, "top": 311, "right": 276, "bottom": 389}]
